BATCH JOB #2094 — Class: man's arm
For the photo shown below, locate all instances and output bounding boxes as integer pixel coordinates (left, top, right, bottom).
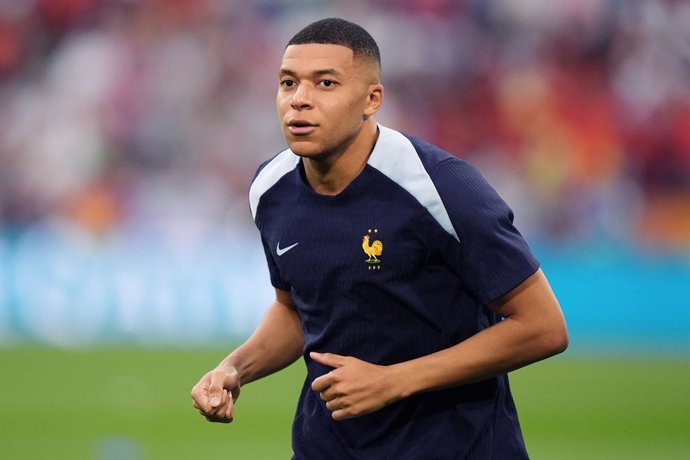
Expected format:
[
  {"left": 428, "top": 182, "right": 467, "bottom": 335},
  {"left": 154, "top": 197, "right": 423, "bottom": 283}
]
[
  {"left": 191, "top": 288, "right": 303, "bottom": 423},
  {"left": 311, "top": 268, "right": 568, "bottom": 421}
]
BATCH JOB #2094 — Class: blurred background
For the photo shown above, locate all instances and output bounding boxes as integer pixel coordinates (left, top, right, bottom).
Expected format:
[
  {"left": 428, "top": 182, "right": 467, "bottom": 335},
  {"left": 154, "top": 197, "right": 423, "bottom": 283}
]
[{"left": 0, "top": 0, "right": 688, "bottom": 459}]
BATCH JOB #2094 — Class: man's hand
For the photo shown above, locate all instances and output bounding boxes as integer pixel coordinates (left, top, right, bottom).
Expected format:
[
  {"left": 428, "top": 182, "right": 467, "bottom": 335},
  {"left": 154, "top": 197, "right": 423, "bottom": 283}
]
[
  {"left": 310, "top": 352, "right": 402, "bottom": 421},
  {"left": 191, "top": 366, "right": 241, "bottom": 424}
]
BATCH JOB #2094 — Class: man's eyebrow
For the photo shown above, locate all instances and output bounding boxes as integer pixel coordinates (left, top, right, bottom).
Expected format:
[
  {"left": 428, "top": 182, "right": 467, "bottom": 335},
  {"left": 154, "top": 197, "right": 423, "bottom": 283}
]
[{"left": 279, "top": 68, "right": 343, "bottom": 78}]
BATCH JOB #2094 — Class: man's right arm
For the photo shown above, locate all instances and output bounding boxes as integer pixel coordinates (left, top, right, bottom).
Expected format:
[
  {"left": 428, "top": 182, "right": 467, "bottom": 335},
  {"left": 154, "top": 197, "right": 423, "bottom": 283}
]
[{"left": 191, "top": 288, "right": 303, "bottom": 423}]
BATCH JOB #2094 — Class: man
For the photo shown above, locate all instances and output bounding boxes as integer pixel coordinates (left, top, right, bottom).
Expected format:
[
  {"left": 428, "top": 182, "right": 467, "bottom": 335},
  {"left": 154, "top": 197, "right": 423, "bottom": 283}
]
[{"left": 191, "top": 18, "right": 568, "bottom": 459}]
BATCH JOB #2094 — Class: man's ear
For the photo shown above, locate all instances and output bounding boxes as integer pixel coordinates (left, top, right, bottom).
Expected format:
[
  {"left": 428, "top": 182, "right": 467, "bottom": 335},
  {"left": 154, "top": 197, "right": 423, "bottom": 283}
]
[{"left": 363, "top": 84, "right": 384, "bottom": 118}]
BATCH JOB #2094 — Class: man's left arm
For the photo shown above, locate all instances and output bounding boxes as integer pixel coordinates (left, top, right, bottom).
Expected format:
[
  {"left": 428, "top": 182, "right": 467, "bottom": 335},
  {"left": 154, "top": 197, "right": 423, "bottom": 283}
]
[{"left": 311, "top": 268, "right": 568, "bottom": 421}]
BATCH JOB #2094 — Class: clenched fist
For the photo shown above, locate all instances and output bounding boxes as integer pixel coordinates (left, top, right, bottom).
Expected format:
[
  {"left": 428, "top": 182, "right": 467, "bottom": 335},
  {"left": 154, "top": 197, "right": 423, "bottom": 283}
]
[{"left": 191, "top": 366, "right": 241, "bottom": 423}]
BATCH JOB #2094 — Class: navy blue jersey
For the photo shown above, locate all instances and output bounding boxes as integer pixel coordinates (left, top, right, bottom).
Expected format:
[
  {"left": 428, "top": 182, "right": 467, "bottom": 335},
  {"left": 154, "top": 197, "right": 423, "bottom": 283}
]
[{"left": 249, "top": 125, "right": 538, "bottom": 459}]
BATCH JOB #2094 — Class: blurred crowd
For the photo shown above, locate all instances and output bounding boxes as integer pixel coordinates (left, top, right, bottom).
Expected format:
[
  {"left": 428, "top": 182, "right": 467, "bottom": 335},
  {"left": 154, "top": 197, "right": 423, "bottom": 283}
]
[{"left": 1, "top": 0, "right": 689, "bottom": 252}]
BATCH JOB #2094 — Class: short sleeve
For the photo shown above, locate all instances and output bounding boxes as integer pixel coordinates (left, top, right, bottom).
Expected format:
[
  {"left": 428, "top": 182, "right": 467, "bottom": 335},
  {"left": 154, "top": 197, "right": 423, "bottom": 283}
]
[
  {"left": 433, "top": 158, "right": 539, "bottom": 305},
  {"left": 259, "top": 235, "right": 292, "bottom": 292}
]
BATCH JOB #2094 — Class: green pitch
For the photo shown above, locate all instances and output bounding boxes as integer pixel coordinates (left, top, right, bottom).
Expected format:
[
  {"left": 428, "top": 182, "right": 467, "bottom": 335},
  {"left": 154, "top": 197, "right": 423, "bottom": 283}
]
[{"left": 0, "top": 347, "right": 688, "bottom": 459}]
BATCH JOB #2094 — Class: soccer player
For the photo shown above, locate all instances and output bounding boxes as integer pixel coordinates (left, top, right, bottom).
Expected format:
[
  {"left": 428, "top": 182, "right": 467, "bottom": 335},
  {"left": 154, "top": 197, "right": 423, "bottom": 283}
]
[{"left": 191, "top": 18, "right": 568, "bottom": 459}]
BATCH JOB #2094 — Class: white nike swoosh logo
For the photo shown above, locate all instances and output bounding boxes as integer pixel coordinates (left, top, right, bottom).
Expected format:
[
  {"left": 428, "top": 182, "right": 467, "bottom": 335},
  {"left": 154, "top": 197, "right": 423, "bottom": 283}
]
[{"left": 276, "top": 242, "right": 299, "bottom": 256}]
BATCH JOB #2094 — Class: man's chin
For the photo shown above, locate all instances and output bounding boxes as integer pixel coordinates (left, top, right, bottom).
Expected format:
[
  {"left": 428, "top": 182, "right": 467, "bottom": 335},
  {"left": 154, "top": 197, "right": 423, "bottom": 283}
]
[{"left": 287, "top": 140, "right": 322, "bottom": 158}]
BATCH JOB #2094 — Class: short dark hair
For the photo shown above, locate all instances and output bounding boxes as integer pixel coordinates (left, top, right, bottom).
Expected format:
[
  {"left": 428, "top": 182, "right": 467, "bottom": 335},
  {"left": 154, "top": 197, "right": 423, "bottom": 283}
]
[{"left": 287, "top": 18, "right": 381, "bottom": 68}]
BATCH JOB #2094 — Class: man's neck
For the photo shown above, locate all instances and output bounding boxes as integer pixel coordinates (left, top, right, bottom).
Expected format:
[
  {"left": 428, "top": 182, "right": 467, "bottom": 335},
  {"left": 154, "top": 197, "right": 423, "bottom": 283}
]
[{"left": 303, "top": 122, "right": 379, "bottom": 196}]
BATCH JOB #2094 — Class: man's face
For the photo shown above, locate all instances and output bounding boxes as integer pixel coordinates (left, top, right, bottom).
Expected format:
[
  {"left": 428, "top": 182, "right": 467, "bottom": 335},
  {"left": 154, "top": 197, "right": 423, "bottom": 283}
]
[{"left": 276, "top": 44, "right": 380, "bottom": 159}]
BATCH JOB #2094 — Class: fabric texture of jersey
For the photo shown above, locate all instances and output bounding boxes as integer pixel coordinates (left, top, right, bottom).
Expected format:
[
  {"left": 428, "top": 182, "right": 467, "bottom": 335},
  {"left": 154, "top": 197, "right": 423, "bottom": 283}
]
[{"left": 250, "top": 125, "right": 539, "bottom": 459}]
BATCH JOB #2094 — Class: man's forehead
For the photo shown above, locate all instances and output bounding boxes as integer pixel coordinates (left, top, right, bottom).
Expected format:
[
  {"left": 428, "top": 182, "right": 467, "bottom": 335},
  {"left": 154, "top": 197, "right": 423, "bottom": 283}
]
[{"left": 281, "top": 43, "right": 355, "bottom": 67}]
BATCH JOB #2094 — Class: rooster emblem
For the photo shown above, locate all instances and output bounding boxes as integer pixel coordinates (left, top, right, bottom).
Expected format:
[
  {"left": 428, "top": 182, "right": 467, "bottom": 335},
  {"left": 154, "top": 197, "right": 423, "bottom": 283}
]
[{"left": 362, "top": 230, "right": 383, "bottom": 264}]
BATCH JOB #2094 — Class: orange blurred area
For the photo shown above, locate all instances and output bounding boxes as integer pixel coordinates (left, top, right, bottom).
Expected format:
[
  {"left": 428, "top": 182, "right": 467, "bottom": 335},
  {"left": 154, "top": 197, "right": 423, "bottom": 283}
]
[
  {"left": 67, "top": 185, "right": 121, "bottom": 235},
  {"left": 638, "top": 194, "right": 690, "bottom": 249}
]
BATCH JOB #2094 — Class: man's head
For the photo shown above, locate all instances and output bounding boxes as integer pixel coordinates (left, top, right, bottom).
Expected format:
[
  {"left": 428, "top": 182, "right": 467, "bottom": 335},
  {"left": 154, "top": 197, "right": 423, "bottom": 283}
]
[
  {"left": 277, "top": 18, "right": 384, "bottom": 160},
  {"left": 286, "top": 18, "right": 381, "bottom": 82}
]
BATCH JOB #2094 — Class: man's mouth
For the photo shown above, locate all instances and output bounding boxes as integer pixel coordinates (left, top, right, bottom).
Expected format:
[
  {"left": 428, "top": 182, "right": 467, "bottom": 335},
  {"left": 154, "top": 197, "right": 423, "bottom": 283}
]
[{"left": 288, "top": 120, "right": 317, "bottom": 135}]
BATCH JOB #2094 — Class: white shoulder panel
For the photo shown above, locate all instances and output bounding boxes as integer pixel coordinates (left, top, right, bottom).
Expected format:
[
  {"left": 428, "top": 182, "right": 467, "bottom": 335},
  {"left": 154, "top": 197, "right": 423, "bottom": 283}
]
[
  {"left": 369, "top": 125, "right": 459, "bottom": 241},
  {"left": 249, "top": 149, "right": 300, "bottom": 220}
]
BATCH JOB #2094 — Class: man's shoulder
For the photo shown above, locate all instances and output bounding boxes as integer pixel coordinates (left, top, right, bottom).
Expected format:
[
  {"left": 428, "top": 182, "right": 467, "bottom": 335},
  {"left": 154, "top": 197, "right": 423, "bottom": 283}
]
[
  {"left": 403, "top": 132, "right": 476, "bottom": 177},
  {"left": 370, "top": 126, "right": 469, "bottom": 241},
  {"left": 252, "top": 147, "right": 297, "bottom": 181},
  {"left": 375, "top": 126, "right": 506, "bottom": 231},
  {"left": 376, "top": 126, "right": 472, "bottom": 176},
  {"left": 376, "top": 126, "right": 485, "bottom": 196},
  {"left": 249, "top": 148, "right": 299, "bottom": 220}
]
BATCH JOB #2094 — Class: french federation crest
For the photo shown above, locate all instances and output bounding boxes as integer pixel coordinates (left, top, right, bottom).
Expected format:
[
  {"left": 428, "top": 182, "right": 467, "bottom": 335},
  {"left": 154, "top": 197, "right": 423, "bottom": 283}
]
[{"left": 362, "top": 229, "right": 383, "bottom": 270}]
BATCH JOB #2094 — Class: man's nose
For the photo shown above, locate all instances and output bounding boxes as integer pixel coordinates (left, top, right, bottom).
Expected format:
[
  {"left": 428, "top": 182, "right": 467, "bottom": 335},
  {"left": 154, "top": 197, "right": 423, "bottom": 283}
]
[{"left": 290, "top": 85, "right": 313, "bottom": 110}]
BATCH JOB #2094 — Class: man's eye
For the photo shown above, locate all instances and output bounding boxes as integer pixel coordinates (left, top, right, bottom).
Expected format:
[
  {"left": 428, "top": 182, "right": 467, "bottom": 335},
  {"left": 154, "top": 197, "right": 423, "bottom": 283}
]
[
  {"left": 281, "top": 80, "right": 296, "bottom": 88},
  {"left": 320, "top": 80, "right": 337, "bottom": 88}
]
